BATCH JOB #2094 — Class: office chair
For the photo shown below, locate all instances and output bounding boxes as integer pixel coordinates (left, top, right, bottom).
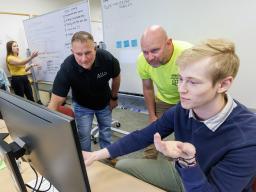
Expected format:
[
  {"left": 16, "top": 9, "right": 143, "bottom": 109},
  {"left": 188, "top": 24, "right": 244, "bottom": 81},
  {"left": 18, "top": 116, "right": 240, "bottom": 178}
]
[
  {"left": 90, "top": 119, "right": 126, "bottom": 144},
  {"left": 57, "top": 105, "right": 75, "bottom": 117}
]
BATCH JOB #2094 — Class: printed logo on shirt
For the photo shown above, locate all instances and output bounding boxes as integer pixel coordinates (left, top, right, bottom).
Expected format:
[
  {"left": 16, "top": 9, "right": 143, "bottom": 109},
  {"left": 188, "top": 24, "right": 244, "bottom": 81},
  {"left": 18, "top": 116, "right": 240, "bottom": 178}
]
[
  {"left": 171, "top": 74, "right": 178, "bottom": 86},
  {"left": 97, "top": 72, "right": 107, "bottom": 79}
]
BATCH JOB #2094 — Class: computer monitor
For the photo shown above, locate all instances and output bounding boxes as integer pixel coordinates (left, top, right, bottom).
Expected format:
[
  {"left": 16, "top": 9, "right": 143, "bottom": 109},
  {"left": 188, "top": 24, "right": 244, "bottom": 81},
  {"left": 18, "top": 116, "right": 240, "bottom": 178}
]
[{"left": 0, "top": 90, "right": 91, "bottom": 192}]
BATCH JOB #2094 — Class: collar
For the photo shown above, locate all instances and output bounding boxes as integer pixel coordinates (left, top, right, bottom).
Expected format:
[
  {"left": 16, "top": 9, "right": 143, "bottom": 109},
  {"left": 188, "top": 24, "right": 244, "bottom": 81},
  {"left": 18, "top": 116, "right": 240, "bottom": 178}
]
[{"left": 189, "top": 94, "right": 237, "bottom": 132}]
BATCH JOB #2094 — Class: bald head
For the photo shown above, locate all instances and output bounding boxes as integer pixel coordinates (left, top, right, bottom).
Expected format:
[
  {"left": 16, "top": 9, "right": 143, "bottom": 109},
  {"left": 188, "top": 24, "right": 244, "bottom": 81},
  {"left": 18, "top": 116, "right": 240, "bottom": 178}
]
[
  {"left": 140, "top": 25, "right": 173, "bottom": 67},
  {"left": 141, "top": 25, "right": 168, "bottom": 44}
]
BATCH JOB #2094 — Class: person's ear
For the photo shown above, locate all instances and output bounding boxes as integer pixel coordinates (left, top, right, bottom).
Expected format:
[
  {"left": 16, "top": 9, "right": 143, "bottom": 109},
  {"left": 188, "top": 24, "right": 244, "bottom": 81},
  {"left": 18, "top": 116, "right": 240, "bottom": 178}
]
[
  {"left": 71, "top": 49, "right": 74, "bottom": 54},
  {"left": 217, "top": 76, "right": 233, "bottom": 93},
  {"left": 166, "top": 38, "right": 172, "bottom": 46}
]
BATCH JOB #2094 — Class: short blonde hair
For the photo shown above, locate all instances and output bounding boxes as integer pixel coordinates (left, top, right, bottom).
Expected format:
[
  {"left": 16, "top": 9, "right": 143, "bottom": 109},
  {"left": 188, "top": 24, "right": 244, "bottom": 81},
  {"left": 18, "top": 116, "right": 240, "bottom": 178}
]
[{"left": 177, "top": 39, "right": 240, "bottom": 85}]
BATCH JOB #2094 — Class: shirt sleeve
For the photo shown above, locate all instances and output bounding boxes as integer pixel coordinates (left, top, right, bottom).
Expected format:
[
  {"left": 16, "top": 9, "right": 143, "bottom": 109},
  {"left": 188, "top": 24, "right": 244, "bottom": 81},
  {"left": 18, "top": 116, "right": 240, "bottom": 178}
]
[
  {"left": 136, "top": 53, "right": 151, "bottom": 79},
  {"left": 111, "top": 56, "right": 120, "bottom": 78},
  {"left": 7, "top": 55, "right": 20, "bottom": 64},
  {"left": 51, "top": 64, "right": 71, "bottom": 97}
]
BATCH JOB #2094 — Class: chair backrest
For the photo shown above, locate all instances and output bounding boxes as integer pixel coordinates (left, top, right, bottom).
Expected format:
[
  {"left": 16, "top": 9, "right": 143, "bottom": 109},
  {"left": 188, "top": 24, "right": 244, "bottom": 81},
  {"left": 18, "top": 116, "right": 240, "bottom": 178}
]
[{"left": 57, "top": 106, "right": 74, "bottom": 118}]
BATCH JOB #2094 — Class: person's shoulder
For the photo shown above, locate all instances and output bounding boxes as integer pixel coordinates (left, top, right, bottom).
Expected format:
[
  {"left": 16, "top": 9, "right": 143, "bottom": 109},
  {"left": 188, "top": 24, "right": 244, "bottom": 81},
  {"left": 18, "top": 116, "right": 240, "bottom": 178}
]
[
  {"left": 232, "top": 101, "right": 256, "bottom": 118},
  {"left": 62, "top": 54, "right": 76, "bottom": 67},
  {"left": 7, "top": 55, "right": 16, "bottom": 61},
  {"left": 173, "top": 40, "right": 193, "bottom": 49},
  {"left": 96, "top": 48, "right": 115, "bottom": 61},
  {"left": 58, "top": 54, "right": 76, "bottom": 73},
  {"left": 137, "top": 52, "right": 148, "bottom": 67},
  {"left": 228, "top": 101, "right": 256, "bottom": 131},
  {"left": 229, "top": 101, "right": 256, "bottom": 144},
  {"left": 63, "top": 54, "right": 75, "bottom": 63}
]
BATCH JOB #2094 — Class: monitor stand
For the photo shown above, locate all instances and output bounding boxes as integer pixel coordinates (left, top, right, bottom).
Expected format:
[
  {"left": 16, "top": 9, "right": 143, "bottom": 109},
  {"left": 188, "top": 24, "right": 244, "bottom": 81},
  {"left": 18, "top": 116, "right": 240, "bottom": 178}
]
[{"left": 0, "top": 135, "right": 27, "bottom": 192}]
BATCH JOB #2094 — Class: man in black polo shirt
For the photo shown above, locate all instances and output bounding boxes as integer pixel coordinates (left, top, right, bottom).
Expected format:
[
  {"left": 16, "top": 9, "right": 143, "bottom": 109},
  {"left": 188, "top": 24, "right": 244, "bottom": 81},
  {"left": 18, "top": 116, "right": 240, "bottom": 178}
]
[{"left": 48, "top": 31, "right": 121, "bottom": 151}]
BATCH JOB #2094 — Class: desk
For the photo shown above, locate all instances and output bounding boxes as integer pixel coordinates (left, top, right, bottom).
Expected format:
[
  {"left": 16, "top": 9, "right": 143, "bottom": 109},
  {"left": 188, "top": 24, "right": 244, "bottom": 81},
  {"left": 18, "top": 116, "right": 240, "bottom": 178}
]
[
  {"left": 0, "top": 120, "right": 164, "bottom": 192},
  {"left": 0, "top": 161, "right": 165, "bottom": 192}
]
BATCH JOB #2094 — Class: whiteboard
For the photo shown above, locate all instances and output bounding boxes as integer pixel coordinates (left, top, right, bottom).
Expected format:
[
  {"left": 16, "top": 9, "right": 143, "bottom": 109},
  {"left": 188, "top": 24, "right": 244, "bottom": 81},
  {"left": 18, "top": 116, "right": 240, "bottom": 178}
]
[
  {"left": 23, "top": 0, "right": 91, "bottom": 82},
  {"left": 101, "top": 0, "right": 256, "bottom": 108},
  {"left": 0, "top": 14, "right": 29, "bottom": 76}
]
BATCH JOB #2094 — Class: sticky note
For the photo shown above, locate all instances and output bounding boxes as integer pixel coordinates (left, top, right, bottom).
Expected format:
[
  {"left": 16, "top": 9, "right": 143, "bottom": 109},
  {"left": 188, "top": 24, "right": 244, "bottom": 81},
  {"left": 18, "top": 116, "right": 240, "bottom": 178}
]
[
  {"left": 123, "top": 40, "right": 130, "bottom": 47},
  {"left": 116, "top": 41, "right": 122, "bottom": 48},
  {"left": 131, "top": 39, "right": 138, "bottom": 47}
]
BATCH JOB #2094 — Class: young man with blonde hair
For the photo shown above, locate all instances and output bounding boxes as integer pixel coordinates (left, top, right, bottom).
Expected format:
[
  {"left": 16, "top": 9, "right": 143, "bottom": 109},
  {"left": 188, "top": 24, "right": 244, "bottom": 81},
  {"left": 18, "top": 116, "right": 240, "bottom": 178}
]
[{"left": 83, "top": 39, "right": 256, "bottom": 191}]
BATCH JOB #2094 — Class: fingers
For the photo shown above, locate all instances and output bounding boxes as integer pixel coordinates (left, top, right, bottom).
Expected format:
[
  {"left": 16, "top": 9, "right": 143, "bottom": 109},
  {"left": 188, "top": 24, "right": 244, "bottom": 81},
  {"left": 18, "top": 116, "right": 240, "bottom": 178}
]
[
  {"left": 177, "top": 142, "right": 196, "bottom": 158},
  {"left": 154, "top": 132, "right": 161, "bottom": 142},
  {"left": 154, "top": 132, "right": 162, "bottom": 151},
  {"left": 31, "top": 51, "right": 39, "bottom": 58},
  {"left": 109, "top": 100, "right": 118, "bottom": 110},
  {"left": 82, "top": 151, "right": 89, "bottom": 159},
  {"left": 82, "top": 151, "right": 94, "bottom": 166}
]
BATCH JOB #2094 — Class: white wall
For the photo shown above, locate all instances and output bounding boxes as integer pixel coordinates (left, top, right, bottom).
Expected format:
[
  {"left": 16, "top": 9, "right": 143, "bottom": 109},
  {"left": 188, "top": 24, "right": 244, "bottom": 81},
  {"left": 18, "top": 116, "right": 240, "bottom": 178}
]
[{"left": 0, "top": 0, "right": 102, "bottom": 21}]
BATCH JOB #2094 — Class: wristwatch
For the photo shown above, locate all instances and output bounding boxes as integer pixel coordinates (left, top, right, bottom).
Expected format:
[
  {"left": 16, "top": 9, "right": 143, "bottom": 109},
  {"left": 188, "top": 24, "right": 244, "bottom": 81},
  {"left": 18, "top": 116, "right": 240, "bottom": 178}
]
[
  {"left": 176, "top": 156, "right": 197, "bottom": 168},
  {"left": 110, "top": 95, "right": 118, "bottom": 101}
]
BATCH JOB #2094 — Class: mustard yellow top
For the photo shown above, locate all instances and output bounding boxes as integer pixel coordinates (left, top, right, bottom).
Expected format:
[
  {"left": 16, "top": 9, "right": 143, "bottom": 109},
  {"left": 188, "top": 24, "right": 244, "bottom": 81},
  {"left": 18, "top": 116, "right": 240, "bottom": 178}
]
[{"left": 6, "top": 55, "right": 27, "bottom": 76}]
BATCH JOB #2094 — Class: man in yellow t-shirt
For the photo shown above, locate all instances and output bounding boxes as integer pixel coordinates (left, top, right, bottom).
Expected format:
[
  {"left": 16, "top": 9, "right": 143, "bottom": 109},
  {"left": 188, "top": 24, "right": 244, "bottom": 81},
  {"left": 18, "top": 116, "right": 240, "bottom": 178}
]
[{"left": 137, "top": 25, "right": 192, "bottom": 158}]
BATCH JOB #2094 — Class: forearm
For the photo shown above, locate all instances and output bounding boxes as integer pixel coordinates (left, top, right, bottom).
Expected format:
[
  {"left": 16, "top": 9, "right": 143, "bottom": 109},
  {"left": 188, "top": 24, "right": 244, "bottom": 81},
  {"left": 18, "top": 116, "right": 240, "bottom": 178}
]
[
  {"left": 111, "top": 74, "right": 120, "bottom": 97},
  {"left": 48, "top": 94, "right": 66, "bottom": 111},
  {"left": 143, "top": 88, "right": 156, "bottom": 118}
]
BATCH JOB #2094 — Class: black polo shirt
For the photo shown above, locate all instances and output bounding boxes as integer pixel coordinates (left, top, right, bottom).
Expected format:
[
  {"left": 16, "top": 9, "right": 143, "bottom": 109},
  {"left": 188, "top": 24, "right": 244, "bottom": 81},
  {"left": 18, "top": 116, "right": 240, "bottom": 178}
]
[{"left": 52, "top": 49, "right": 120, "bottom": 110}]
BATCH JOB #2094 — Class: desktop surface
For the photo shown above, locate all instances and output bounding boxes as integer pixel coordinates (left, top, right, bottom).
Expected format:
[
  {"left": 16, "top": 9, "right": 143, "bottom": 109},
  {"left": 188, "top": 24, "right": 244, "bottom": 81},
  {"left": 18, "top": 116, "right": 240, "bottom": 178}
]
[{"left": 0, "top": 160, "right": 165, "bottom": 192}]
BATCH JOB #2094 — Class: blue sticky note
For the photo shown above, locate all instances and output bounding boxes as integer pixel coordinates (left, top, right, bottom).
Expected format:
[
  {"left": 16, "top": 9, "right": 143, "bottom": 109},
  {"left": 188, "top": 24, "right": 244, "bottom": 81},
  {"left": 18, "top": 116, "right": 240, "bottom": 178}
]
[
  {"left": 116, "top": 41, "right": 122, "bottom": 48},
  {"left": 131, "top": 39, "right": 138, "bottom": 47},
  {"left": 123, "top": 40, "right": 130, "bottom": 47}
]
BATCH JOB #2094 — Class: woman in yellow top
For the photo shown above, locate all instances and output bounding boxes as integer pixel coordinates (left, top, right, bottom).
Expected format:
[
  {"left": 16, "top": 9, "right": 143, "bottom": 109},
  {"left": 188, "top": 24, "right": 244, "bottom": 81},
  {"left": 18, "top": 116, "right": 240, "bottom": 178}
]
[{"left": 6, "top": 40, "right": 38, "bottom": 101}]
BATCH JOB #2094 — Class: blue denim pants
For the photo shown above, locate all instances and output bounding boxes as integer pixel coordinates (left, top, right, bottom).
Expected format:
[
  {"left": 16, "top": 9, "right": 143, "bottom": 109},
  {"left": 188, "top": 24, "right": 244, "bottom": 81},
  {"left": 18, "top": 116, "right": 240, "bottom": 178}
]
[{"left": 73, "top": 102, "right": 112, "bottom": 151}]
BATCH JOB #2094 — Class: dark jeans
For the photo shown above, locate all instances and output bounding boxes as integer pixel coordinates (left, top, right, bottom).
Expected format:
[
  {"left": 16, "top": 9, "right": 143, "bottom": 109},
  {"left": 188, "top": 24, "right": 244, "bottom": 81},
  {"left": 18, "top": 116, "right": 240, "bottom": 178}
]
[{"left": 11, "top": 75, "right": 34, "bottom": 101}]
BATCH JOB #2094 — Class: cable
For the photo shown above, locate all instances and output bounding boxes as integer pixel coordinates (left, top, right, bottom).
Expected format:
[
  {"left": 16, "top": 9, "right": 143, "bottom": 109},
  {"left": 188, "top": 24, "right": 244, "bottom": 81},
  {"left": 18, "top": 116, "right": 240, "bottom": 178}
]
[
  {"left": 37, "top": 176, "right": 44, "bottom": 191},
  {"left": 25, "top": 163, "right": 52, "bottom": 192},
  {"left": 26, "top": 164, "right": 38, "bottom": 192}
]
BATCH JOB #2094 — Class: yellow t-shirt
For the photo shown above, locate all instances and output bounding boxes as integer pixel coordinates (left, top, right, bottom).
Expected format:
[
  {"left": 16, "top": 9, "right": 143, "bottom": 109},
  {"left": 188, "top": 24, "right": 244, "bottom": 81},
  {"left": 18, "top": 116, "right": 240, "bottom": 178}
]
[
  {"left": 137, "top": 40, "right": 192, "bottom": 105},
  {"left": 6, "top": 55, "right": 27, "bottom": 76}
]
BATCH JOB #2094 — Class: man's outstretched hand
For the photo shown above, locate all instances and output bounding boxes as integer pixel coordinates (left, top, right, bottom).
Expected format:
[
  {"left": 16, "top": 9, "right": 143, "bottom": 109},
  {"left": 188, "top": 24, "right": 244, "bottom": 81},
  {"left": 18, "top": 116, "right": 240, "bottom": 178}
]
[{"left": 154, "top": 133, "right": 196, "bottom": 160}]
